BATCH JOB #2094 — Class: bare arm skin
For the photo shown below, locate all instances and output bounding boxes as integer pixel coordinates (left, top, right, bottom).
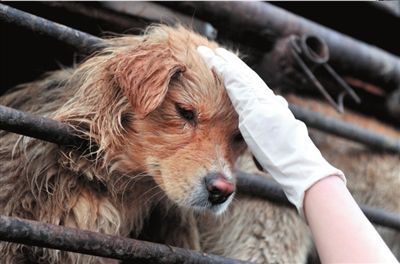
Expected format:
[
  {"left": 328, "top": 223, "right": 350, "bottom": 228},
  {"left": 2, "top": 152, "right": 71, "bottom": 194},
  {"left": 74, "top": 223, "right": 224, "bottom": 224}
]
[{"left": 305, "top": 176, "right": 398, "bottom": 263}]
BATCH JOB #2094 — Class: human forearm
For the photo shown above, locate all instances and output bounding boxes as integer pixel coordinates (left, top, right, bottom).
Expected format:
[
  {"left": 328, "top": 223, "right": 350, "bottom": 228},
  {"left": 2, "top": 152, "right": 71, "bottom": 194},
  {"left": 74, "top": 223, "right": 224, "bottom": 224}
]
[{"left": 304, "top": 176, "right": 397, "bottom": 263}]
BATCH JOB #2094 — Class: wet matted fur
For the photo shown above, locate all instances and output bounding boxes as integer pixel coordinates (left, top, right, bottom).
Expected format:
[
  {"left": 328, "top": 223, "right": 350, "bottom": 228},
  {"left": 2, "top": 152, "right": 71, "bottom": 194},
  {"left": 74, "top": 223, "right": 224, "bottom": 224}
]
[{"left": 0, "top": 25, "right": 399, "bottom": 263}]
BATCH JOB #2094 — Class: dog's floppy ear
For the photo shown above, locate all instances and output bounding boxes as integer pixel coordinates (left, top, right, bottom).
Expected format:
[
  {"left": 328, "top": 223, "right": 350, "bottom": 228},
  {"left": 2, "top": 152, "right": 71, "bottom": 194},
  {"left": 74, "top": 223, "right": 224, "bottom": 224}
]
[{"left": 112, "top": 44, "right": 185, "bottom": 118}]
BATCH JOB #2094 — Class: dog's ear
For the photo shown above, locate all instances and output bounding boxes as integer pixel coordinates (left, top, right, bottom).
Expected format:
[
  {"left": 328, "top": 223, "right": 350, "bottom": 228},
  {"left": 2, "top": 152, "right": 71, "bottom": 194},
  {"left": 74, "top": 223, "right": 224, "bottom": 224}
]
[{"left": 112, "top": 44, "right": 185, "bottom": 118}]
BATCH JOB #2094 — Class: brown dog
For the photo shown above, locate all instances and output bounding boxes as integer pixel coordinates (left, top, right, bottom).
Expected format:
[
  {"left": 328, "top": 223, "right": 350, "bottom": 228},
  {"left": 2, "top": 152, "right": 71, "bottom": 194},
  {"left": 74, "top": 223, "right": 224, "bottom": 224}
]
[{"left": 0, "top": 25, "right": 248, "bottom": 263}]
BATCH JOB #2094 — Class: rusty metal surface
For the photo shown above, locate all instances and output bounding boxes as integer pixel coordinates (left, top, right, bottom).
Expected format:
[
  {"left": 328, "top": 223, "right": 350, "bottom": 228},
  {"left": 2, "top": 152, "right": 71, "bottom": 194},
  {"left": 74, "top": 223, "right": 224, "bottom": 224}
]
[
  {"left": 287, "top": 35, "right": 360, "bottom": 112},
  {"left": 0, "top": 105, "right": 83, "bottom": 147},
  {"left": 236, "top": 172, "right": 292, "bottom": 208},
  {"left": 161, "top": 1, "right": 400, "bottom": 93},
  {"left": 387, "top": 89, "right": 400, "bottom": 121},
  {"left": 41, "top": 1, "right": 151, "bottom": 34},
  {"left": 289, "top": 104, "right": 400, "bottom": 153},
  {"left": 0, "top": 3, "right": 104, "bottom": 54},
  {"left": 0, "top": 215, "right": 248, "bottom": 263}
]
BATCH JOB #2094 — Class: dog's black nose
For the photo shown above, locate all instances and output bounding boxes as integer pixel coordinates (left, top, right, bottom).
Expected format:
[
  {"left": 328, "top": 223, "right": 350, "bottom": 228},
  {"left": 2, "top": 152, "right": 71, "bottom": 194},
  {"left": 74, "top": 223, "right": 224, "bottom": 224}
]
[{"left": 204, "top": 173, "right": 235, "bottom": 205}]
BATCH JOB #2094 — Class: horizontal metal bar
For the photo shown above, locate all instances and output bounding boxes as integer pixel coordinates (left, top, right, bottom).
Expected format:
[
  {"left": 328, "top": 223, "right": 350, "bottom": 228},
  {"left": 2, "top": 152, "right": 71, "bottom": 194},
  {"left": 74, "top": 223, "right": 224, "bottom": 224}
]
[
  {"left": 289, "top": 104, "right": 400, "bottom": 153},
  {"left": 236, "top": 172, "right": 400, "bottom": 231},
  {"left": 236, "top": 172, "right": 291, "bottom": 208},
  {"left": 0, "top": 105, "right": 83, "bottom": 147},
  {"left": 42, "top": 1, "right": 151, "bottom": 33},
  {"left": 361, "top": 206, "right": 400, "bottom": 232},
  {"left": 0, "top": 215, "right": 248, "bottom": 263},
  {"left": 0, "top": 3, "right": 104, "bottom": 54},
  {"left": 0, "top": 106, "right": 399, "bottom": 231}
]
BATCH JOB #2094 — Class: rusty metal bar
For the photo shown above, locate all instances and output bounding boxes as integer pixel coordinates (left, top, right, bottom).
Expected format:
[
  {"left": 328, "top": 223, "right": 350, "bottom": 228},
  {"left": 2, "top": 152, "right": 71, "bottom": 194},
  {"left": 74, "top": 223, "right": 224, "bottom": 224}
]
[
  {"left": 160, "top": 1, "right": 400, "bottom": 93},
  {"left": 289, "top": 105, "right": 400, "bottom": 153},
  {"left": 0, "top": 215, "right": 248, "bottom": 263},
  {"left": 236, "top": 172, "right": 291, "bottom": 207},
  {"left": 41, "top": 1, "right": 151, "bottom": 33},
  {"left": 0, "top": 3, "right": 104, "bottom": 54},
  {"left": 0, "top": 105, "right": 83, "bottom": 147},
  {"left": 0, "top": 106, "right": 399, "bottom": 230},
  {"left": 236, "top": 172, "right": 400, "bottom": 231}
]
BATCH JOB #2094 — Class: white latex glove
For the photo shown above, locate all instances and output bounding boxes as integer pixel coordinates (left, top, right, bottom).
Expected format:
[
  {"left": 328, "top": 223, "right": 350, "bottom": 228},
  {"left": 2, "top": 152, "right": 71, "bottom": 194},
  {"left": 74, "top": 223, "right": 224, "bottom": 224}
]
[{"left": 197, "top": 46, "right": 346, "bottom": 216}]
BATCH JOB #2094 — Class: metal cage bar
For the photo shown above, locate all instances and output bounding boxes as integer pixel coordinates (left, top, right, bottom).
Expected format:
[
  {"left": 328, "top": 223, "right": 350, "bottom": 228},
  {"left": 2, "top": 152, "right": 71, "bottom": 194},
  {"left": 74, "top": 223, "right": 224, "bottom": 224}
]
[
  {"left": 0, "top": 215, "right": 248, "bottom": 263},
  {"left": 0, "top": 3, "right": 104, "bottom": 54},
  {"left": 289, "top": 105, "right": 400, "bottom": 153},
  {"left": 0, "top": 105, "right": 82, "bottom": 146},
  {"left": 236, "top": 172, "right": 400, "bottom": 231}
]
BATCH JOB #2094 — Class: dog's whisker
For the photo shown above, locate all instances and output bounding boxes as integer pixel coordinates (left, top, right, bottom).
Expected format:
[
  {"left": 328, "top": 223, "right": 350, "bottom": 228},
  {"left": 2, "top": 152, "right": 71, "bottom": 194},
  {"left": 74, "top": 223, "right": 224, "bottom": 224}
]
[
  {"left": 145, "top": 189, "right": 167, "bottom": 206},
  {"left": 137, "top": 183, "right": 163, "bottom": 202},
  {"left": 119, "top": 172, "right": 152, "bottom": 201}
]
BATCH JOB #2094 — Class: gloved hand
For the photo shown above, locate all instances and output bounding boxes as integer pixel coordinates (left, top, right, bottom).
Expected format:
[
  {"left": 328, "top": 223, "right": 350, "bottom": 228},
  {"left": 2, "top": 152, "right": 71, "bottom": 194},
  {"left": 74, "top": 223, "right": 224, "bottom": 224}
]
[{"left": 197, "top": 46, "right": 346, "bottom": 216}]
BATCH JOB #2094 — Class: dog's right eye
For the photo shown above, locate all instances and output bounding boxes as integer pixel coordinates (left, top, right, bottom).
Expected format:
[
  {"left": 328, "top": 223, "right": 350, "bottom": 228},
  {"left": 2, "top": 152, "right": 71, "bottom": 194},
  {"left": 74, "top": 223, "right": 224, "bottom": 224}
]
[
  {"left": 175, "top": 103, "right": 196, "bottom": 124},
  {"left": 232, "top": 131, "right": 244, "bottom": 144},
  {"left": 121, "top": 113, "right": 133, "bottom": 128}
]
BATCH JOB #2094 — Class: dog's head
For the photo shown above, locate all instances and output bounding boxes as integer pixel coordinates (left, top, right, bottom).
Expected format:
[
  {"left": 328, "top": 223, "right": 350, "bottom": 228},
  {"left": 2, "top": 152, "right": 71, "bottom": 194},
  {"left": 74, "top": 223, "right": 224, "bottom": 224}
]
[{"left": 59, "top": 26, "right": 246, "bottom": 214}]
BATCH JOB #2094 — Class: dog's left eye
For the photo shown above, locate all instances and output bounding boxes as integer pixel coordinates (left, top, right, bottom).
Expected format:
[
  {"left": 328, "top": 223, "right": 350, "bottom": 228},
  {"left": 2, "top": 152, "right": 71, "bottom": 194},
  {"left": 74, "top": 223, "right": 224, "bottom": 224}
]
[{"left": 175, "top": 104, "right": 196, "bottom": 123}]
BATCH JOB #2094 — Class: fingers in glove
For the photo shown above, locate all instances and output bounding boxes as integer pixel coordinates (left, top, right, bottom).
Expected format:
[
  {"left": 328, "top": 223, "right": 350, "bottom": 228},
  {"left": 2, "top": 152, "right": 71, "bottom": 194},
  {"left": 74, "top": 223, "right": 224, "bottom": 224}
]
[
  {"left": 197, "top": 46, "right": 227, "bottom": 73},
  {"left": 215, "top": 48, "right": 249, "bottom": 69}
]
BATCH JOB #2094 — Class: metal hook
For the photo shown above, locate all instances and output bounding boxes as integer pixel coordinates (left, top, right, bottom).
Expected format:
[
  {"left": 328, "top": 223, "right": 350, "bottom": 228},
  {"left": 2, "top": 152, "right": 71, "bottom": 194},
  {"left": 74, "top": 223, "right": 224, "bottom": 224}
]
[
  {"left": 289, "top": 35, "right": 361, "bottom": 113},
  {"left": 290, "top": 46, "right": 344, "bottom": 112}
]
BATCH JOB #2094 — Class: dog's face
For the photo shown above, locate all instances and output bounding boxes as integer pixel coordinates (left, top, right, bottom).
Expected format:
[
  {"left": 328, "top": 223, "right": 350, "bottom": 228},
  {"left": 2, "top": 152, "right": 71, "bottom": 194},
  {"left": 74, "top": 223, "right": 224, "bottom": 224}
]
[{"left": 110, "top": 27, "right": 246, "bottom": 214}]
